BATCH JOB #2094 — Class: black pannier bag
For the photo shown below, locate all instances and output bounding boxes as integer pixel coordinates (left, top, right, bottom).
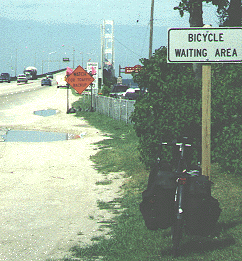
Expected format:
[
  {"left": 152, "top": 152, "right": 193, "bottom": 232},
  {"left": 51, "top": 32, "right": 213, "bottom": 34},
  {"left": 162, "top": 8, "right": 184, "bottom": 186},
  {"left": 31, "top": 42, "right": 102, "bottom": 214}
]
[
  {"left": 187, "top": 174, "right": 212, "bottom": 196},
  {"left": 139, "top": 163, "right": 176, "bottom": 230},
  {"left": 184, "top": 195, "right": 222, "bottom": 236},
  {"left": 184, "top": 175, "right": 222, "bottom": 236}
]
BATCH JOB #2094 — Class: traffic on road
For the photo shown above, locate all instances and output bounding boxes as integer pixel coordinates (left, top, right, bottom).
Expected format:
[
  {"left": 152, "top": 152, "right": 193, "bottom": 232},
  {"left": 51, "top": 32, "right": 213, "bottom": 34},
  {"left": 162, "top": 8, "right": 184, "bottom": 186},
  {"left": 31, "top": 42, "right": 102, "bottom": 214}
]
[{"left": 0, "top": 72, "right": 64, "bottom": 97}]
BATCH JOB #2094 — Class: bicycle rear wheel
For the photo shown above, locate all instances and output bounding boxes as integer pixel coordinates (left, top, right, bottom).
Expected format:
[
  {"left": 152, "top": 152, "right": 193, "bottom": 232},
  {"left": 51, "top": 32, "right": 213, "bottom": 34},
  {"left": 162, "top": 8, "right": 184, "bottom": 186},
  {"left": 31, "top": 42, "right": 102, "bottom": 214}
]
[{"left": 171, "top": 218, "right": 183, "bottom": 257}]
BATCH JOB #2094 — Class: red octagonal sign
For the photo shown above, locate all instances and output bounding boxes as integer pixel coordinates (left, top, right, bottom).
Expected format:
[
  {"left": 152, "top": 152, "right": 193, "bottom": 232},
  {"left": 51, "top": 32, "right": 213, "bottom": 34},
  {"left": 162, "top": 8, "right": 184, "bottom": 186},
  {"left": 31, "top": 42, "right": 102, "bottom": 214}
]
[{"left": 65, "top": 65, "right": 95, "bottom": 94}]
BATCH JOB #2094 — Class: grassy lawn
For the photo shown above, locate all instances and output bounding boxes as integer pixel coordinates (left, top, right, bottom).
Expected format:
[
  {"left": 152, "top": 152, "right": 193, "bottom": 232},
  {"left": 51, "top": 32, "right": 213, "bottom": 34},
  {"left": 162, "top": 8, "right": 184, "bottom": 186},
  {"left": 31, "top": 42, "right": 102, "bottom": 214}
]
[{"left": 61, "top": 99, "right": 242, "bottom": 261}]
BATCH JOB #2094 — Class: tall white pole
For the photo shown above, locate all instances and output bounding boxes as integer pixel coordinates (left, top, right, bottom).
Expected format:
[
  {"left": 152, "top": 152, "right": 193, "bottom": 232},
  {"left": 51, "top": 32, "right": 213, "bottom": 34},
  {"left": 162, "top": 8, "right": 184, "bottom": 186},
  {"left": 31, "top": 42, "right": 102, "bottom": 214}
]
[{"left": 149, "top": 0, "right": 154, "bottom": 59}]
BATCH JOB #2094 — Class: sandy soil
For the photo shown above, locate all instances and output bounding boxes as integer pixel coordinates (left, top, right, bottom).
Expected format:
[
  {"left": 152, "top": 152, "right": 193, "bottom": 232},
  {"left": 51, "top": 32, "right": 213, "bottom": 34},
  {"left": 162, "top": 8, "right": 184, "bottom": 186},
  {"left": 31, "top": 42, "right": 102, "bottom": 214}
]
[{"left": 0, "top": 86, "right": 124, "bottom": 260}]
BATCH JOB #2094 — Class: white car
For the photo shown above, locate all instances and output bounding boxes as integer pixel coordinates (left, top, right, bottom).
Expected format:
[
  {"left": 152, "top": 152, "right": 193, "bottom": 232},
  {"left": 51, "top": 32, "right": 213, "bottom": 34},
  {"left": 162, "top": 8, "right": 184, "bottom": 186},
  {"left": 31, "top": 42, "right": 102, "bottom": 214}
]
[
  {"left": 17, "top": 74, "right": 28, "bottom": 83},
  {"left": 56, "top": 75, "right": 67, "bottom": 88},
  {"left": 124, "top": 88, "right": 140, "bottom": 100}
]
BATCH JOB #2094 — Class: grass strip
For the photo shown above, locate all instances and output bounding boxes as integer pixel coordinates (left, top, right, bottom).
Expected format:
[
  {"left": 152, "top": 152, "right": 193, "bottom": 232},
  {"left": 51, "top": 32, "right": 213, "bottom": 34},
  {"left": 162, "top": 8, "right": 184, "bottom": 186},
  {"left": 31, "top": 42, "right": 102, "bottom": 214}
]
[{"left": 62, "top": 103, "right": 242, "bottom": 261}]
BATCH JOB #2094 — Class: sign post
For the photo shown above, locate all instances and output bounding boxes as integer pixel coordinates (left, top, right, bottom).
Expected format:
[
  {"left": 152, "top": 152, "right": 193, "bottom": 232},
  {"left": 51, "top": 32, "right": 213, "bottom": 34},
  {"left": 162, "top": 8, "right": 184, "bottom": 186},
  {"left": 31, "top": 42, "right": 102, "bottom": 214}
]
[
  {"left": 168, "top": 27, "right": 242, "bottom": 179},
  {"left": 65, "top": 67, "right": 74, "bottom": 114},
  {"left": 67, "top": 83, "right": 70, "bottom": 113},
  {"left": 202, "top": 64, "right": 211, "bottom": 178}
]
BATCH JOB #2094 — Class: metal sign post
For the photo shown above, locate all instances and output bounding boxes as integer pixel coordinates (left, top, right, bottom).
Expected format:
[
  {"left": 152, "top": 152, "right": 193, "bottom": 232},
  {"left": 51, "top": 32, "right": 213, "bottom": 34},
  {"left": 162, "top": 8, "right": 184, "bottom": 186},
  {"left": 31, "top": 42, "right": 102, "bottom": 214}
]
[
  {"left": 90, "top": 83, "right": 94, "bottom": 112},
  {"left": 66, "top": 83, "right": 70, "bottom": 114}
]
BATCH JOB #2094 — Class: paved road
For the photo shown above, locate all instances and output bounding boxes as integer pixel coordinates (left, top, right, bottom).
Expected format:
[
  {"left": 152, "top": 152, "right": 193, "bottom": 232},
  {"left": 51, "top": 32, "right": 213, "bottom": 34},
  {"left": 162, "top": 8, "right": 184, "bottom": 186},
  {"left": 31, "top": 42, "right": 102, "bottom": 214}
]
[
  {"left": 0, "top": 73, "right": 60, "bottom": 107},
  {"left": 0, "top": 77, "right": 124, "bottom": 260},
  {"left": 0, "top": 73, "right": 63, "bottom": 124}
]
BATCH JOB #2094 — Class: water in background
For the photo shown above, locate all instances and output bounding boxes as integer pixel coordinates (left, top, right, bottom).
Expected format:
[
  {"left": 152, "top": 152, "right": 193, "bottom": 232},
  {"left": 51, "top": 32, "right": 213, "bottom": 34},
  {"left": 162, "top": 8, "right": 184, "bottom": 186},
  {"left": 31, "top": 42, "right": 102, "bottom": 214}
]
[{"left": 0, "top": 17, "right": 167, "bottom": 77}]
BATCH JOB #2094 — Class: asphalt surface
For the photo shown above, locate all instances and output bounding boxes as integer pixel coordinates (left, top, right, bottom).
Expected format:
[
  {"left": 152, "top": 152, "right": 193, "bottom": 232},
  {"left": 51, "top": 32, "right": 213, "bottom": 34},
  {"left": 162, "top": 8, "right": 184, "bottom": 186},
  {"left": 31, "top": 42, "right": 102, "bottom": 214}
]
[{"left": 0, "top": 76, "right": 124, "bottom": 260}]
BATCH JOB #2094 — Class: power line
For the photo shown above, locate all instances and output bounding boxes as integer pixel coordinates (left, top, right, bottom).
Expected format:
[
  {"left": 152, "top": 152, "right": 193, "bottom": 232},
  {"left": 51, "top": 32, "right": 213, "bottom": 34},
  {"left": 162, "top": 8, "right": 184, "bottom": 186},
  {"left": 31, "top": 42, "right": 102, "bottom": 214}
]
[{"left": 104, "top": 27, "right": 144, "bottom": 59}]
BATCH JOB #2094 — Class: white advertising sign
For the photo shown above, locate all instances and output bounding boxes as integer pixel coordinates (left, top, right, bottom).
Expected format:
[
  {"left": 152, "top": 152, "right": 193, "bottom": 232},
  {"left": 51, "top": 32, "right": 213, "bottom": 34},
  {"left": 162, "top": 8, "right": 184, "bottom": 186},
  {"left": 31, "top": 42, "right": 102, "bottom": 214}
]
[
  {"left": 87, "top": 62, "right": 99, "bottom": 91},
  {"left": 168, "top": 27, "right": 242, "bottom": 63}
]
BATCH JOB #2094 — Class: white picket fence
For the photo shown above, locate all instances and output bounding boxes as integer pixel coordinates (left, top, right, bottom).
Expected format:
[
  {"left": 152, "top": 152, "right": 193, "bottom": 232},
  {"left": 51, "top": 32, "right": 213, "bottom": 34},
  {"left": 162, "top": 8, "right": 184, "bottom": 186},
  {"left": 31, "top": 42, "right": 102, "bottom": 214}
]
[{"left": 83, "top": 94, "right": 136, "bottom": 123}]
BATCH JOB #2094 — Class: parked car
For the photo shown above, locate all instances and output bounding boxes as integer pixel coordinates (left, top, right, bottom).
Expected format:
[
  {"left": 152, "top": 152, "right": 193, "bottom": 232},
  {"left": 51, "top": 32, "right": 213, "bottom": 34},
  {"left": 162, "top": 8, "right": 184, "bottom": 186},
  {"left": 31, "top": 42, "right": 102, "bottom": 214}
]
[
  {"left": 109, "top": 84, "right": 129, "bottom": 98},
  {"left": 0, "top": 73, "right": 11, "bottom": 83},
  {"left": 17, "top": 74, "right": 28, "bottom": 83},
  {"left": 56, "top": 75, "right": 67, "bottom": 88},
  {"left": 46, "top": 72, "right": 53, "bottom": 79},
  {"left": 41, "top": 78, "right": 52, "bottom": 86},
  {"left": 124, "top": 88, "right": 140, "bottom": 100}
]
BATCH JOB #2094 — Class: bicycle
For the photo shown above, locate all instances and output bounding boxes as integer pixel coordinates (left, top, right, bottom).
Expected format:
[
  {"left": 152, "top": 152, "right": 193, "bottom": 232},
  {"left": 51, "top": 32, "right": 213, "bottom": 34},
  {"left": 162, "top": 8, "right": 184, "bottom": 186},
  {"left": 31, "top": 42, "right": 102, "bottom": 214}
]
[
  {"left": 140, "top": 136, "right": 221, "bottom": 257},
  {"left": 161, "top": 136, "right": 209, "bottom": 257}
]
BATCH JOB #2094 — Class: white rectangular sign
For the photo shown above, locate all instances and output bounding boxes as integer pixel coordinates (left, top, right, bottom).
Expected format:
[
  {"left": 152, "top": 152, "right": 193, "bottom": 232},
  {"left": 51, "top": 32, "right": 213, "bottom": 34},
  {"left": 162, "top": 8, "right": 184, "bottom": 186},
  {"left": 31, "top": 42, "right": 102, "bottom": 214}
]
[
  {"left": 168, "top": 27, "right": 242, "bottom": 63},
  {"left": 87, "top": 62, "right": 99, "bottom": 90}
]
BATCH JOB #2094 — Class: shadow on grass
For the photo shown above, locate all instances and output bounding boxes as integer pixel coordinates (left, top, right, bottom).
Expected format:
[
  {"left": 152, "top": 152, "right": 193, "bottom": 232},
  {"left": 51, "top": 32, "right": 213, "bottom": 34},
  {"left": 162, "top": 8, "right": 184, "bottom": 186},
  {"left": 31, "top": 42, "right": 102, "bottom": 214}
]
[
  {"left": 159, "top": 219, "right": 239, "bottom": 258},
  {"left": 218, "top": 219, "right": 242, "bottom": 232},
  {"left": 160, "top": 235, "right": 235, "bottom": 258},
  {"left": 182, "top": 236, "right": 235, "bottom": 256}
]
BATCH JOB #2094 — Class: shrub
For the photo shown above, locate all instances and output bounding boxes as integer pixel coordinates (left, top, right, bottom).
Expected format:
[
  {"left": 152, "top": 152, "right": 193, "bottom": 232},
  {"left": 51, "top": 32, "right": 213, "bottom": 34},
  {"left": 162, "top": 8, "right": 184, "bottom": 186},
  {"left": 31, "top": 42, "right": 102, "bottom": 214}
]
[
  {"left": 132, "top": 47, "right": 202, "bottom": 168},
  {"left": 132, "top": 47, "right": 242, "bottom": 174}
]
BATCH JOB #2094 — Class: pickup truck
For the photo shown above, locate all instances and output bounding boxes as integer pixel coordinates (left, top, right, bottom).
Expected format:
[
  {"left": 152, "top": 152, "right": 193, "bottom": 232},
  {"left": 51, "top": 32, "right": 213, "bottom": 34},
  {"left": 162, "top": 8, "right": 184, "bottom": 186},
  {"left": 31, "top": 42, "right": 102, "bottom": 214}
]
[{"left": 0, "top": 73, "right": 11, "bottom": 83}]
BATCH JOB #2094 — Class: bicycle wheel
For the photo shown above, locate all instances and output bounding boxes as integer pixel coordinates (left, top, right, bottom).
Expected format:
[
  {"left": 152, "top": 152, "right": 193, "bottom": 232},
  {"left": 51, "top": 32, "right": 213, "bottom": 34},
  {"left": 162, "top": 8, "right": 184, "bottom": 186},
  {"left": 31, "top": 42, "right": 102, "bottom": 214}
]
[{"left": 171, "top": 218, "right": 183, "bottom": 257}]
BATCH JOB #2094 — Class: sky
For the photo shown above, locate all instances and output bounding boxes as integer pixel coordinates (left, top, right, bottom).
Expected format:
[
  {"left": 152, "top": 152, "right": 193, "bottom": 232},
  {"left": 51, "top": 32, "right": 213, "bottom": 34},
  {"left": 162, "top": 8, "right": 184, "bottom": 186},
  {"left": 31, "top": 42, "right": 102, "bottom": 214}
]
[
  {"left": 1, "top": 0, "right": 219, "bottom": 78},
  {"left": 1, "top": 0, "right": 218, "bottom": 27}
]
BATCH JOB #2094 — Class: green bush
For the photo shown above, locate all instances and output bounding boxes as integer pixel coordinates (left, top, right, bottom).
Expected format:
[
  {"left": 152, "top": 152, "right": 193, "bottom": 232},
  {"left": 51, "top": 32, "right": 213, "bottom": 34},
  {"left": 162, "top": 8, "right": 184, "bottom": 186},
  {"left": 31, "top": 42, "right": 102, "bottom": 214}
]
[
  {"left": 132, "top": 47, "right": 202, "bottom": 168},
  {"left": 212, "top": 63, "right": 242, "bottom": 173},
  {"left": 101, "top": 84, "right": 112, "bottom": 96},
  {"left": 132, "top": 47, "right": 242, "bottom": 173}
]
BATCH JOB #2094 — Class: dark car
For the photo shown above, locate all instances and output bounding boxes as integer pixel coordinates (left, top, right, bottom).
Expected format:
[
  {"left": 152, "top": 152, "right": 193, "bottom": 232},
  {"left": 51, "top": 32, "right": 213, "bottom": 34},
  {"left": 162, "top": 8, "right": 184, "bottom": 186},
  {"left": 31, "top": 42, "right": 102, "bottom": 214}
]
[
  {"left": 46, "top": 72, "right": 53, "bottom": 79},
  {"left": 0, "top": 73, "right": 11, "bottom": 83},
  {"left": 109, "top": 84, "right": 129, "bottom": 98},
  {"left": 41, "top": 78, "right": 52, "bottom": 86}
]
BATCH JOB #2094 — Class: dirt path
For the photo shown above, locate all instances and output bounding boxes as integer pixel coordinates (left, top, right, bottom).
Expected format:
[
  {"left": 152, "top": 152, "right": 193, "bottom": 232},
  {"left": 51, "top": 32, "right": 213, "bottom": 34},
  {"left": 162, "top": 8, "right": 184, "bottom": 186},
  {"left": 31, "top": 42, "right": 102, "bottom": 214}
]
[{"left": 0, "top": 87, "right": 124, "bottom": 260}]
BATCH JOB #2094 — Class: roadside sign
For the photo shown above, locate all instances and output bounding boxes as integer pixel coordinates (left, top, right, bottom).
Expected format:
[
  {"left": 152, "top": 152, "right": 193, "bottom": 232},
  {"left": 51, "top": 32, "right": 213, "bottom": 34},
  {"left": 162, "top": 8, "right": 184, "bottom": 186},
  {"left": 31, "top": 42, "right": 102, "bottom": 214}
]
[
  {"left": 125, "top": 67, "right": 134, "bottom": 74},
  {"left": 65, "top": 65, "right": 94, "bottom": 94},
  {"left": 86, "top": 62, "right": 99, "bottom": 92},
  {"left": 125, "top": 65, "right": 142, "bottom": 74},
  {"left": 168, "top": 27, "right": 242, "bottom": 63},
  {"left": 63, "top": 58, "right": 70, "bottom": 62},
  {"left": 117, "top": 76, "right": 122, "bottom": 84}
]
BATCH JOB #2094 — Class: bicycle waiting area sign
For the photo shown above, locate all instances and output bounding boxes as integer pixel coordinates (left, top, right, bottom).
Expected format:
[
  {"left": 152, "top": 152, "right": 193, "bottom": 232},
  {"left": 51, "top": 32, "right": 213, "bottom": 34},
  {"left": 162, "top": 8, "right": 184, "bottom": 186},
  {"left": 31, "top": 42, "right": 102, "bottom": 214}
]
[
  {"left": 167, "top": 27, "right": 242, "bottom": 63},
  {"left": 167, "top": 27, "right": 242, "bottom": 178}
]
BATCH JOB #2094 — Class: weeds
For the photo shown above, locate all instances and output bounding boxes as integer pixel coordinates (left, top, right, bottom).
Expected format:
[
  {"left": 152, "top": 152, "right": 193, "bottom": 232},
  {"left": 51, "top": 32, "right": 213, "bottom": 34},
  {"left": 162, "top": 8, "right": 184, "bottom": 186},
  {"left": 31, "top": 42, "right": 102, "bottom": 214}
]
[{"left": 65, "top": 108, "right": 242, "bottom": 261}]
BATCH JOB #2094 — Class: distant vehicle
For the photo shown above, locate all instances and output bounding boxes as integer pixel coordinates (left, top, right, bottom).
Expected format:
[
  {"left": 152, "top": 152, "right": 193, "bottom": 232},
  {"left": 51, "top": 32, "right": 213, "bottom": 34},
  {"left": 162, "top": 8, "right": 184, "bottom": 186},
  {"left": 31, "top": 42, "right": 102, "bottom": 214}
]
[
  {"left": 41, "top": 78, "right": 52, "bottom": 86},
  {"left": 124, "top": 88, "right": 140, "bottom": 100},
  {"left": 46, "top": 72, "right": 53, "bottom": 79},
  {"left": 25, "top": 73, "right": 32, "bottom": 80},
  {"left": 23, "top": 66, "right": 37, "bottom": 80},
  {"left": 17, "top": 74, "right": 28, "bottom": 83},
  {"left": 0, "top": 73, "right": 11, "bottom": 83},
  {"left": 56, "top": 75, "right": 67, "bottom": 88},
  {"left": 109, "top": 84, "right": 129, "bottom": 98}
]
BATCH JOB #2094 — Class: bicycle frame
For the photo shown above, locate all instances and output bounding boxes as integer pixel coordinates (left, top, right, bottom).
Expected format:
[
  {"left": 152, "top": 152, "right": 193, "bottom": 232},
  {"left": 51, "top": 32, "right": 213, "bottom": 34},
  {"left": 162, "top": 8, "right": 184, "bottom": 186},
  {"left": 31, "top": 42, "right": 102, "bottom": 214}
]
[{"left": 162, "top": 137, "right": 193, "bottom": 256}]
